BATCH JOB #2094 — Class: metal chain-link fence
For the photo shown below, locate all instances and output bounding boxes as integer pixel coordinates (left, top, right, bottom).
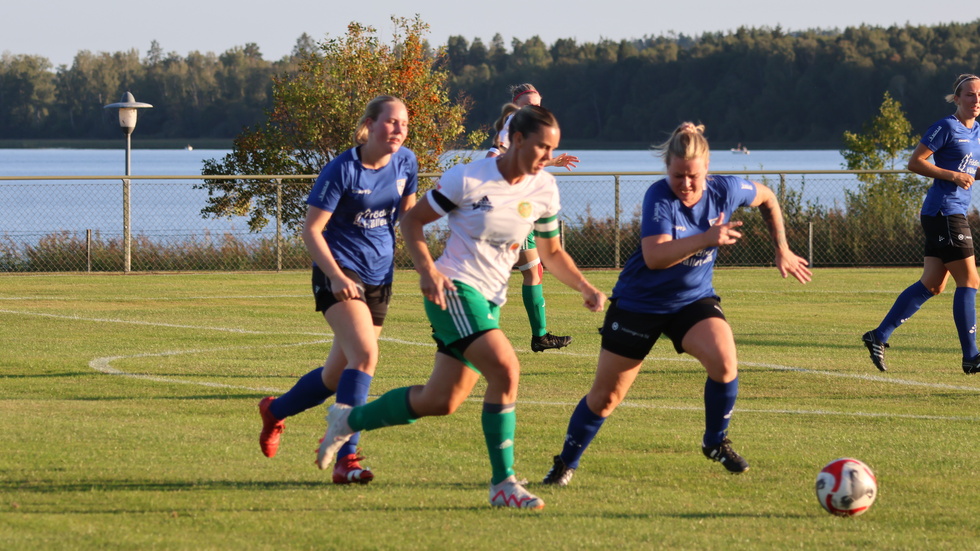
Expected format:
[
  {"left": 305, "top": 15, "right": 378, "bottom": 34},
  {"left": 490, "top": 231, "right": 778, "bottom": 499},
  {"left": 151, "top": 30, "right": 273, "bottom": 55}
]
[{"left": 1, "top": 170, "right": 973, "bottom": 272}]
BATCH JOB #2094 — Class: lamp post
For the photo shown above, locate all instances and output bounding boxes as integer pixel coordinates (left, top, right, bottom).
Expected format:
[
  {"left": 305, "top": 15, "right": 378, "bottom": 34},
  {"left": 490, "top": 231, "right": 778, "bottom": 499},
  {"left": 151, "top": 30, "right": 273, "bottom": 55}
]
[{"left": 104, "top": 91, "right": 152, "bottom": 273}]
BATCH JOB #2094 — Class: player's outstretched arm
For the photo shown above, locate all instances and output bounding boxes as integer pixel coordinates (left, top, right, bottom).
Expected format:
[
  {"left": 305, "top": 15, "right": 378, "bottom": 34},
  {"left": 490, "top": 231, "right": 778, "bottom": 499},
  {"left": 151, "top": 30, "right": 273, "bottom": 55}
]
[
  {"left": 536, "top": 234, "right": 606, "bottom": 312},
  {"left": 400, "top": 197, "right": 456, "bottom": 309},
  {"left": 751, "top": 182, "right": 812, "bottom": 284}
]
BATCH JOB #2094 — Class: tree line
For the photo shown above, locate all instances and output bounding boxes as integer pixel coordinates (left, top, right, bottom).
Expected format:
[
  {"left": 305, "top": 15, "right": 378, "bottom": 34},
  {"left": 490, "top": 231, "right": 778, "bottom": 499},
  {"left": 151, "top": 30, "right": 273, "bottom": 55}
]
[
  {"left": 0, "top": 36, "right": 317, "bottom": 140},
  {"left": 1, "top": 19, "right": 979, "bottom": 145}
]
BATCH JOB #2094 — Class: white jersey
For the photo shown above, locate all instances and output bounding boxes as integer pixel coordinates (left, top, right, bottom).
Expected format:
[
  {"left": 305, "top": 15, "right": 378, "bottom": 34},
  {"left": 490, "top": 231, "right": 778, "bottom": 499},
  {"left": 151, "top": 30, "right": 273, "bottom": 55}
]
[
  {"left": 427, "top": 157, "right": 560, "bottom": 305},
  {"left": 494, "top": 113, "right": 515, "bottom": 153}
]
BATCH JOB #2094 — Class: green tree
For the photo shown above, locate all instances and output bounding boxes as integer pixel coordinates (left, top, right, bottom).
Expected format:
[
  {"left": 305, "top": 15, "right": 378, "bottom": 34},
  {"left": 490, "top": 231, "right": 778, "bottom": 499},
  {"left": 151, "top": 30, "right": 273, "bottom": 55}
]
[
  {"left": 0, "top": 53, "right": 56, "bottom": 137},
  {"left": 840, "top": 91, "right": 929, "bottom": 264},
  {"left": 200, "top": 16, "right": 485, "bottom": 232},
  {"left": 446, "top": 35, "right": 469, "bottom": 74}
]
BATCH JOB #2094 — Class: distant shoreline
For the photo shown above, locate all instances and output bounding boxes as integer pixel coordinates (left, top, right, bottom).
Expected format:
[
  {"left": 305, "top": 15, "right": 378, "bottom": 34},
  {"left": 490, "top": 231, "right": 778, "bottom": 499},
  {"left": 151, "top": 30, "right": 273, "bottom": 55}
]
[
  {"left": 0, "top": 139, "right": 234, "bottom": 150},
  {"left": 0, "top": 138, "right": 844, "bottom": 151}
]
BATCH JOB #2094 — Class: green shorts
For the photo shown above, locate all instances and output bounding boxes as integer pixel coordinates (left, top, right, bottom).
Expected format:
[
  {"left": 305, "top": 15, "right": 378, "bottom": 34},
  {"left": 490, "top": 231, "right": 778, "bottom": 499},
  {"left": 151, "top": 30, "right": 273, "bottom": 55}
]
[
  {"left": 424, "top": 280, "right": 500, "bottom": 369},
  {"left": 520, "top": 232, "right": 537, "bottom": 251}
]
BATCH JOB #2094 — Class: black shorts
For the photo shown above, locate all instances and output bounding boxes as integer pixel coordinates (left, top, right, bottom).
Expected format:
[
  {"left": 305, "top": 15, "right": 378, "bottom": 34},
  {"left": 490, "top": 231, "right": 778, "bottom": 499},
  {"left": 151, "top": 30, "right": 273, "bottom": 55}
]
[
  {"left": 599, "top": 297, "right": 727, "bottom": 360},
  {"left": 312, "top": 266, "right": 391, "bottom": 327},
  {"left": 922, "top": 214, "right": 974, "bottom": 263}
]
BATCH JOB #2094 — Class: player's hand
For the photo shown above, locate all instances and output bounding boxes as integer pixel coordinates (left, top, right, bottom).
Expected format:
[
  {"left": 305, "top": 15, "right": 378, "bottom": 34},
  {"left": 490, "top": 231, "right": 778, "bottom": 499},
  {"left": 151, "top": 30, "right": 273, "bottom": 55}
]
[
  {"left": 776, "top": 249, "right": 813, "bottom": 284},
  {"left": 705, "top": 212, "right": 742, "bottom": 247},
  {"left": 330, "top": 274, "right": 362, "bottom": 301},
  {"left": 419, "top": 269, "right": 456, "bottom": 310},
  {"left": 579, "top": 282, "right": 607, "bottom": 312},
  {"left": 952, "top": 172, "right": 974, "bottom": 190},
  {"left": 550, "top": 153, "right": 579, "bottom": 171}
]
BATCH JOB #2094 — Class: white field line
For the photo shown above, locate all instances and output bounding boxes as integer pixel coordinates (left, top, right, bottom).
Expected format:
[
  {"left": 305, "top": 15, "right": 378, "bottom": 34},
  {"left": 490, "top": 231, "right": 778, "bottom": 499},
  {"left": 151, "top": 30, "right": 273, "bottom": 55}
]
[{"left": 2, "top": 306, "right": 977, "bottom": 421}]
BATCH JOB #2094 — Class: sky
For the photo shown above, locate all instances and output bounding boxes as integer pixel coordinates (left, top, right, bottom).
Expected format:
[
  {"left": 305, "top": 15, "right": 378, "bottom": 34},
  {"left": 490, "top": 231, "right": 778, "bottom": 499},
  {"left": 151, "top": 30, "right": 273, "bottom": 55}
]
[{"left": 4, "top": 0, "right": 978, "bottom": 67}]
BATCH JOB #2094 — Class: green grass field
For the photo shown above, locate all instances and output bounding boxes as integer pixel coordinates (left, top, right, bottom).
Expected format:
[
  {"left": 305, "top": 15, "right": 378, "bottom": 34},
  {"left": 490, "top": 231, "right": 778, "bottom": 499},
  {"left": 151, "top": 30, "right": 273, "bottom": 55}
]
[{"left": 3, "top": 268, "right": 979, "bottom": 549}]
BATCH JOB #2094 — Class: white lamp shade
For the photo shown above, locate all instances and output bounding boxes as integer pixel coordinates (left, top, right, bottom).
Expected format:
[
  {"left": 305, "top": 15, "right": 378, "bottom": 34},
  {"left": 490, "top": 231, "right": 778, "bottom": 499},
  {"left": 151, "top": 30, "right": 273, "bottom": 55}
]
[{"left": 118, "top": 108, "right": 138, "bottom": 129}]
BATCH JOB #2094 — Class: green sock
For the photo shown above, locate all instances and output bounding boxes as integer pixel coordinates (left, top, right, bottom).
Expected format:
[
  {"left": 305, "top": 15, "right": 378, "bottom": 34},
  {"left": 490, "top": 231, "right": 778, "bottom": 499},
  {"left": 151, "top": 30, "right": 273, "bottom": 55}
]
[
  {"left": 522, "top": 284, "right": 547, "bottom": 338},
  {"left": 347, "top": 386, "right": 418, "bottom": 432},
  {"left": 482, "top": 404, "right": 516, "bottom": 485}
]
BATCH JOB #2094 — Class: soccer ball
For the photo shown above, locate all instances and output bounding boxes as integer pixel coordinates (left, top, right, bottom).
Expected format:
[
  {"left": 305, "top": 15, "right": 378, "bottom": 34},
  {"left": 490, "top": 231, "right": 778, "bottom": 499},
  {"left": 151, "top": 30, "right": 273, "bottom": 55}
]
[{"left": 815, "top": 458, "right": 877, "bottom": 516}]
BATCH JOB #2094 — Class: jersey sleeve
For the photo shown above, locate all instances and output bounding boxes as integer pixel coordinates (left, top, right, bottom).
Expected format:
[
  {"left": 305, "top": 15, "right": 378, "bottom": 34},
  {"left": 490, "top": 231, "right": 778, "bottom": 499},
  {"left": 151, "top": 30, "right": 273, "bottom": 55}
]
[
  {"left": 401, "top": 151, "right": 419, "bottom": 201},
  {"left": 640, "top": 182, "right": 675, "bottom": 238},
  {"left": 730, "top": 176, "right": 759, "bottom": 209},
  {"left": 307, "top": 157, "right": 347, "bottom": 212},
  {"left": 921, "top": 119, "right": 952, "bottom": 153},
  {"left": 426, "top": 164, "right": 464, "bottom": 217}
]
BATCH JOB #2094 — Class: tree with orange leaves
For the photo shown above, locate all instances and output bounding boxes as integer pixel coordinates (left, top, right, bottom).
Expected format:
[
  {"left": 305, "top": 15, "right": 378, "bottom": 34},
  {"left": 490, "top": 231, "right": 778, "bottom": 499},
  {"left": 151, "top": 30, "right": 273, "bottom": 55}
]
[{"left": 200, "top": 16, "right": 485, "bottom": 232}]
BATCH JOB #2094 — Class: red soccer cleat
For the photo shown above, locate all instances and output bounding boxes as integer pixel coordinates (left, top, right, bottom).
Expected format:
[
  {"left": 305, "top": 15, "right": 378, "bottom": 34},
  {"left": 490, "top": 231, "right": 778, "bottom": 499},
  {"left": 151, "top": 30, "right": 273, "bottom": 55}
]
[
  {"left": 332, "top": 453, "right": 374, "bottom": 484},
  {"left": 258, "top": 397, "right": 285, "bottom": 458}
]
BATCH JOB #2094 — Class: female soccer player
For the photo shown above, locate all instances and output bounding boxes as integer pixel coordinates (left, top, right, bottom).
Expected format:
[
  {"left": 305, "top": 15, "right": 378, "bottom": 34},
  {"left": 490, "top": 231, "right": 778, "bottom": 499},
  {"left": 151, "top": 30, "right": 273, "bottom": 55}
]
[
  {"left": 316, "top": 105, "right": 606, "bottom": 509},
  {"left": 862, "top": 74, "right": 980, "bottom": 373},
  {"left": 256, "top": 96, "right": 418, "bottom": 485},
  {"left": 486, "top": 83, "right": 578, "bottom": 352},
  {"left": 542, "top": 122, "right": 811, "bottom": 486}
]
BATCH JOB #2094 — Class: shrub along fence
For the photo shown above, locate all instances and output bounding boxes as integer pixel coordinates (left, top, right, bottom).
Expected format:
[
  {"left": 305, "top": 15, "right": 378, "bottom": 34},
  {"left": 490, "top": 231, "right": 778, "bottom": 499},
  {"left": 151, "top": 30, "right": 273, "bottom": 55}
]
[{"left": 0, "top": 170, "right": 969, "bottom": 273}]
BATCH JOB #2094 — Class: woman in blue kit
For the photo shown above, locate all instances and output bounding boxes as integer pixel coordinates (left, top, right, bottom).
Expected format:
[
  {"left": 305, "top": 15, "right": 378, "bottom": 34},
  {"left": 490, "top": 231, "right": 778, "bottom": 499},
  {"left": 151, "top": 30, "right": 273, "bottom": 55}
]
[
  {"left": 542, "top": 122, "right": 812, "bottom": 486},
  {"left": 256, "top": 95, "right": 418, "bottom": 485},
  {"left": 862, "top": 74, "right": 980, "bottom": 374}
]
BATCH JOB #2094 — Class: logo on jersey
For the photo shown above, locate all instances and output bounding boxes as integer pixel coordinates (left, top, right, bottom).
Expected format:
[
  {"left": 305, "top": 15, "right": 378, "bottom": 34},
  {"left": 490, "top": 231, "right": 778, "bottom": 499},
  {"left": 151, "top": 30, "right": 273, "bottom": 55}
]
[
  {"left": 396, "top": 178, "right": 407, "bottom": 196},
  {"left": 957, "top": 153, "right": 979, "bottom": 176},
  {"left": 683, "top": 248, "right": 715, "bottom": 267},
  {"left": 353, "top": 208, "right": 391, "bottom": 229},
  {"left": 517, "top": 201, "right": 533, "bottom": 218},
  {"left": 473, "top": 195, "right": 493, "bottom": 212}
]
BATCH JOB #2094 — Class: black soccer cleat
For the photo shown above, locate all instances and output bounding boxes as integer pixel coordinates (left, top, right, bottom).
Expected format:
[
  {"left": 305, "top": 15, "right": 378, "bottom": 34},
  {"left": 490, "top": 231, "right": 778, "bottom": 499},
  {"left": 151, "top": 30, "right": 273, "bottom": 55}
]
[
  {"left": 963, "top": 354, "right": 980, "bottom": 374},
  {"left": 542, "top": 455, "right": 575, "bottom": 487},
  {"left": 531, "top": 332, "right": 572, "bottom": 352},
  {"left": 702, "top": 438, "right": 750, "bottom": 474},
  {"left": 862, "top": 331, "right": 889, "bottom": 372}
]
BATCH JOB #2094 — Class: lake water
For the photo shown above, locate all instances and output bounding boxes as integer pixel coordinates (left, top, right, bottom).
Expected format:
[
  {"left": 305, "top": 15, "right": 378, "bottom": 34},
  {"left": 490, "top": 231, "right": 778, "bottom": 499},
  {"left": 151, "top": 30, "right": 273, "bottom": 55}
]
[{"left": 0, "top": 148, "right": 865, "bottom": 241}]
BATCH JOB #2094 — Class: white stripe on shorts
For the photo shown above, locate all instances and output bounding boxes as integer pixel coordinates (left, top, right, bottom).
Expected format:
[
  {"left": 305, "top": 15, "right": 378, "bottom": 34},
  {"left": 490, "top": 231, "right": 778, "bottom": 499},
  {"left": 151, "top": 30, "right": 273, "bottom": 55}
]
[{"left": 444, "top": 289, "right": 473, "bottom": 337}]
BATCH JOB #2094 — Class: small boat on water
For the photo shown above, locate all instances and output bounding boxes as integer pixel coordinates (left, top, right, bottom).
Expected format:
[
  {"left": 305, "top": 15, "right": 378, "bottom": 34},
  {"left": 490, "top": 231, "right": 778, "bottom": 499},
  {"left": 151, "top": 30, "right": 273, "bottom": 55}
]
[
  {"left": 184, "top": 144, "right": 194, "bottom": 151},
  {"left": 731, "top": 143, "right": 750, "bottom": 155}
]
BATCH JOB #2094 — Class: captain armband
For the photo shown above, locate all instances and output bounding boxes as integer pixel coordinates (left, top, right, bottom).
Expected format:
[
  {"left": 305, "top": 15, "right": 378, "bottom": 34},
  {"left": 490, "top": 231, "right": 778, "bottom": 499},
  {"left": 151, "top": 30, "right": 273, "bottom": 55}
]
[
  {"left": 533, "top": 214, "right": 560, "bottom": 239},
  {"left": 430, "top": 190, "right": 458, "bottom": 213}
]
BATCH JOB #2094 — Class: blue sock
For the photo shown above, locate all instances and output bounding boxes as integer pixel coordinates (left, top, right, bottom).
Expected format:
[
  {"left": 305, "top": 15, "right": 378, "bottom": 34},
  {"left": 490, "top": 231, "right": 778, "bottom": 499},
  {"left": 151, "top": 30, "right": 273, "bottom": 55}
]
[
  {"left": 559, "top": 397, "right": 606, "bottom": 469},
  {"left": 335, "top": 369, "right": 373, "bottom": 459},
  {"left": 269, "top": 367, "right": 333, "bottom": 420},
  {"left": 953, "top": 287, "right": 979, "bottom": 360},
  {"left": 703, "top": 377, "right": 738, "bottom": 448},
  {"left": 876, "top": 281, "right": 933, "bottom": 342}
]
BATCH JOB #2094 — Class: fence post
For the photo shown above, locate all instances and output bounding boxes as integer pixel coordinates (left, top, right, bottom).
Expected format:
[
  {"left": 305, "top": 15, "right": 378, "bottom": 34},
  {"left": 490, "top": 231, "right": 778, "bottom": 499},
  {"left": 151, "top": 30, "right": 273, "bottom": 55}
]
[
  {"left": 86, "top": 229, "right": 92, "bottom": 272},
  {"left": 809, "top": 221, "right": 814, "bottom": 268},
  {"left": 122, "top": 177, "right": 131, "bottom": 273},
  {"left": 614, "top": 174, "right": 621, "bottom": 269},
  {"left": 275, "top": 179, "right": 282, "bottom": 272}
]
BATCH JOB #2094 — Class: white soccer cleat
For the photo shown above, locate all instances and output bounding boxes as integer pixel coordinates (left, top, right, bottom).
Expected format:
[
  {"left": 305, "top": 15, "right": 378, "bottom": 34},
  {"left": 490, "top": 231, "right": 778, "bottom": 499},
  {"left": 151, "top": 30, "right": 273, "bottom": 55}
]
[
  {"left": 315, "top": 404, "right": 354, "bottom": 470},
  {"left": 488, "top": 475, "right": 545, "bottom": 510}
]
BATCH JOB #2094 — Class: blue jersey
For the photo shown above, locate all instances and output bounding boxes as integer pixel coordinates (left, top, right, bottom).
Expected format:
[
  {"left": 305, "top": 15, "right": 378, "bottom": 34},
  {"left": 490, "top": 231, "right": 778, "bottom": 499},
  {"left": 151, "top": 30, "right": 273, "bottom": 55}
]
[
  {"left": 612, "top": 175, "right": 757, "bottom": 314},
  {"left": 919, "top": 115, "right": 980, "bottom": 216},
  {"left": 306, "top": 146, "right": 418, "bottom": 285}
]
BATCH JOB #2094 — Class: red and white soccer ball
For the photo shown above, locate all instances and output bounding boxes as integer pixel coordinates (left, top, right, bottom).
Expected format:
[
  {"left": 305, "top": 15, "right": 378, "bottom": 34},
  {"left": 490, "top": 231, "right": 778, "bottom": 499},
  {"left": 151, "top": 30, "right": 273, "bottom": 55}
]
[{"left": 815, "top": 458, "right": 877, "bottom": 517}]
